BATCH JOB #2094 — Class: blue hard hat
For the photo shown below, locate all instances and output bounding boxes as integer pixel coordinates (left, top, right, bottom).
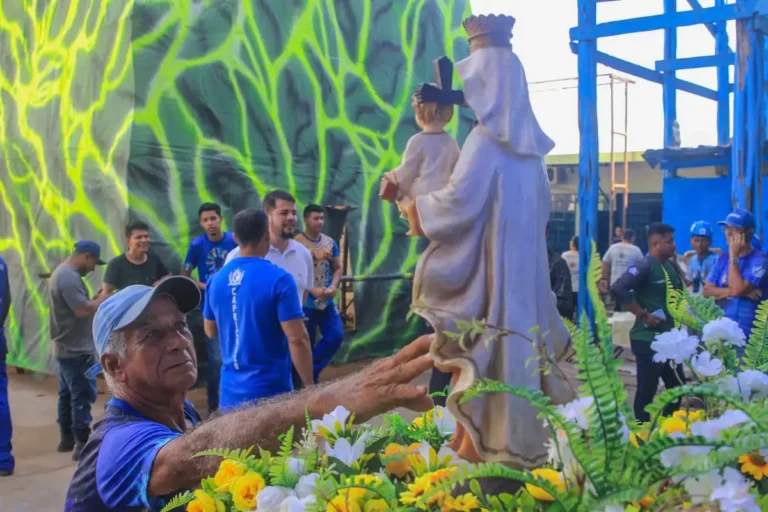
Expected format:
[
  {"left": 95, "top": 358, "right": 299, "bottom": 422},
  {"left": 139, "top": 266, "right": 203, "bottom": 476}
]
[
  {"left": 719, "top": 208, "right": 756, "bottom": 230},
  {"left": 690, "top": 221, "right": 713, "bottom": 239},
  {"left": 85, "top": 276, "right": 201, "bottom": 378}
]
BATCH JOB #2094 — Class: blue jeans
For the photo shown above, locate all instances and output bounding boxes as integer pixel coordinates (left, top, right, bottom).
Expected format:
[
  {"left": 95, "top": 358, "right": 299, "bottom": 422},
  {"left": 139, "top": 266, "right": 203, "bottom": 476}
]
[
  {"left": 0, "top": 333, "right": 13, "bottom": 472},
  {"left": 305, "top": 305, "right": 344, "bottom": 383},
  {"left": 57, "top": 354, "right": 97, "bottom": 438},
  {"left": 206, "top": 337, "right": 221, "bottom": 413}
]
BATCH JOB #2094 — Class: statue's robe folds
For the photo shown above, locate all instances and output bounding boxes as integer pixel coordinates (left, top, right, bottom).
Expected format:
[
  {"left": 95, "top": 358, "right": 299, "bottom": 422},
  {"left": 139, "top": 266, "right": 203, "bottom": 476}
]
[{"left": 413, "top": 47, "right": 575, "bottom": 468}]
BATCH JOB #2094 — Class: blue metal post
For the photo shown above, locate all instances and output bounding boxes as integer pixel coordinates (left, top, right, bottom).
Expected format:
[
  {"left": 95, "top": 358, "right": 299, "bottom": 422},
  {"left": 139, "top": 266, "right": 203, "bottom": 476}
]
[
  {"left": 732, "top": 4, "right": 749, "bottom": 209},
  {"left": 745, "top": 18, "right": 765, "bottom": 238},
  {"left": 577, "top": 0, "right": 599, "bottom": 322},
  {"left": 715, "top": 0, "right": 731, "bottom": 146},
  {"left": 663, "top": 0, "right": 678, "bottom": 163}
]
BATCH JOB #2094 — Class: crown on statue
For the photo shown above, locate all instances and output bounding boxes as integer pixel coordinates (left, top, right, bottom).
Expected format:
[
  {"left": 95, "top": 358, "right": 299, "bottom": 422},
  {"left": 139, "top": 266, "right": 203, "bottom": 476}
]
[{"left": 463, "top": 14, "right": 515, "bottom": 50}]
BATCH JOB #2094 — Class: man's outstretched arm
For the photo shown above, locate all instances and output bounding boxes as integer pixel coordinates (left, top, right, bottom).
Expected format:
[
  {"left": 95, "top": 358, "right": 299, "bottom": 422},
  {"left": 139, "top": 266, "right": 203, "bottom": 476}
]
[{"left": 148, "top": 335, "right": 434, "bottom": 497}]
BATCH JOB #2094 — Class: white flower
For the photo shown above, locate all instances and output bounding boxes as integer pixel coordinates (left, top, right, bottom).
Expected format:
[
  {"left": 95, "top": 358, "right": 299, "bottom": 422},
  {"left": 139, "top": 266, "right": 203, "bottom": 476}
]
[
  {"left": 716, "top": 375, "right": 741, "bottom": 396},
  {"left": 691, "top": 409, "right": 750, "bottom": 440},
  {"left": 710, "top": 467, "right": 760, "bottom": 512},
  {"left": 684, "top": 470, "right": 724, "bottom": 504},
  {"left": 702, "top": 317, "right": 747, "bottom": 347},
  {"left": 256, "top": 487, "right": 297, "bottom": 512},
  {"left": 691, "top": 351, "right": 724, "bottom": 378},
  {"left": 325, "top": 436, "right": 366, "bottom": 466},
  {"left": 295, "top": 473, "right": 319, "bottom": 499},
  {"left": 547, "top": 429, "right": 581, "bottom": 484},
  {"left": 286, "top": 457, "right": 306, "bottom": 476},
  {"left": 557, "top": 396, "right": 594, "bottom": 431},
  {"left": 738, "top": 370, "right": 768, "bottom": 400},
  {"left": 311, "top": 405, "right": 351, "bottom": 437},
  {"left": 279, "top": 496, "right": 306, "bottom": 512},
  {"left": 651, "top": 328, "right": 700, "bottom": 364},
  {"left": 432, "top": 406, "right": 457, "bottom": 436},
  {"left": 660, "top": 433, "right": 711, "bottom": 468}
]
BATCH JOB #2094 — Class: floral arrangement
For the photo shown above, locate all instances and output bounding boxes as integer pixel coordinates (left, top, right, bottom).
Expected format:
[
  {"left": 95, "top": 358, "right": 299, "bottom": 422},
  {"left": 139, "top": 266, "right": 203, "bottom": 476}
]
[{"left": 164, "top": 244, "right": 768, "bottom": 511}]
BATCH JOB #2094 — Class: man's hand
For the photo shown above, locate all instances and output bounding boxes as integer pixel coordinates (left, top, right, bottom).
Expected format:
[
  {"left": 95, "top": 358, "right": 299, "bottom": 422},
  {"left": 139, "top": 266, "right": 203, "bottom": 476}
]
[
  {"left": 749, "top": 289, "right": 763, "bottom": 301},
  {"left": 598, "top": 278, "right": 609, "bottom": 295},
  {"left": 729, "top": 232, "right": 746, "bottom": 258},
  {"left": 325, "top": 286, "right": 336, "bottom": 298},
  {"left": 318, "top": 335, "right": 434, "bottom": 422}
]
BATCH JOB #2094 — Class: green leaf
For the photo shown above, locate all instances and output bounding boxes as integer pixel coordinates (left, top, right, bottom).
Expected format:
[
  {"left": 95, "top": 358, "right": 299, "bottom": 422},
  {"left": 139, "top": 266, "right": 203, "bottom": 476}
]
[
  {"left": 327, "top": 457, "right": 357, "bottom": 477},
  {"left": 159, "top": 491, "right": 194, "bottom": 512}
]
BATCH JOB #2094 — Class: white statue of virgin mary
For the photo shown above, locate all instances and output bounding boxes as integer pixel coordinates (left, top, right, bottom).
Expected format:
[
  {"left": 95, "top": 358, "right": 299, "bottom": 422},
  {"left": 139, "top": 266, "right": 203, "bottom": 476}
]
[{"left": 409, "top": 15, "right": 574, "bottom": 468}]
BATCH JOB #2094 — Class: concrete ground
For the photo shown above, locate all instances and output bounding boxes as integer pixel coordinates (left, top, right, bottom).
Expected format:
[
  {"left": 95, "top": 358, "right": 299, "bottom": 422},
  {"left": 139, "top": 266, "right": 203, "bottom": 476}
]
[{"left": 0, "top": 355, "right": 639, "bottom": 512}]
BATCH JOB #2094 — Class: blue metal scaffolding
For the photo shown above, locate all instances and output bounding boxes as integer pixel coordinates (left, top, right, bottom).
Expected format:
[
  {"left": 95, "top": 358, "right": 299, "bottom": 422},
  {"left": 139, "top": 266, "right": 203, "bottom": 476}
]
[{"left": 570, "top": 0, "right": 768, "bottom": 318}]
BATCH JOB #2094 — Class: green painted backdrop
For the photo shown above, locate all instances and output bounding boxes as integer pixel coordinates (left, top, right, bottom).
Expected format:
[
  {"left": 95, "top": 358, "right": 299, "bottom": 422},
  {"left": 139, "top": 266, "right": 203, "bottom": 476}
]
[{"left": 0, "top": 0, "right": 472, "bottom": 371}]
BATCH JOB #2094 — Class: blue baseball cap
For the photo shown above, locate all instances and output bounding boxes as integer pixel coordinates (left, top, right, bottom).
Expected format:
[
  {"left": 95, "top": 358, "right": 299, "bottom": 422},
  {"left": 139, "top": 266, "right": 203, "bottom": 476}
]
[
  {"left": 719, "top": 208, "right": 756, "bottom": 230},
  {"left": 74, "top": 240, "right": 106, "bottom": 265},
  {"left": 690, "top": 221, "right": 713, "bottom": 238},
  {"left": 85, "top": 276, "right": 201, "bottom": 378}
]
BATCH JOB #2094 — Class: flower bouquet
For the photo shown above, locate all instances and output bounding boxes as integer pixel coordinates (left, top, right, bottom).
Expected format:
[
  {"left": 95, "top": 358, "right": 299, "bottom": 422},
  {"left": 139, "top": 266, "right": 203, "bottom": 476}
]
[{"left": 164, "top": 244, "right": 768, "bottom": 511}]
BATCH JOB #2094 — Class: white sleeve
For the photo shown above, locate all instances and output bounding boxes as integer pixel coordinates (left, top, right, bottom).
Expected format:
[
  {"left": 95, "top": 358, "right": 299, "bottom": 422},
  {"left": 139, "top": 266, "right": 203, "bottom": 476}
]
[{"left": 306, "top": 251, "right": 314, "bottom": 291}]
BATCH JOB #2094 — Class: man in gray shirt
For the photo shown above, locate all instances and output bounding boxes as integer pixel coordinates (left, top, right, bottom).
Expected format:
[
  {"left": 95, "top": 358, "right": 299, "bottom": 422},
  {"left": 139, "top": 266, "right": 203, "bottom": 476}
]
[{"left": 49, "top": 241, "right": 108, "bottom": 459}]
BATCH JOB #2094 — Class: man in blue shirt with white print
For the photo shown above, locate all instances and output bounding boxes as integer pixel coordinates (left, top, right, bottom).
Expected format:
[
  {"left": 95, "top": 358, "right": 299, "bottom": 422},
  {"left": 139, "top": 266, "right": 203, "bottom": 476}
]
[
  {"left": 182, "top": 202, "right": 238, "bottom": 413},
  {"left": 0, "top": 255, "right": 13, "bottom": 476},
  {"left": 64, "top": 277, "right": 434, "bottom": 511},
  {"left": 204, "top": 208, "right": 313, "bottom": 408},
  {"left": 704, "top": 209, "right": 768, "bottom": 351}
]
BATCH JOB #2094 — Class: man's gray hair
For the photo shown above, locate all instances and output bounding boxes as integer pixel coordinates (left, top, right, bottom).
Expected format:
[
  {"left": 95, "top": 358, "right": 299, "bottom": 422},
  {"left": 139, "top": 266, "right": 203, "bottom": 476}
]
[{"left": 105, "top": 331, "right": 127, "bottom": 357}]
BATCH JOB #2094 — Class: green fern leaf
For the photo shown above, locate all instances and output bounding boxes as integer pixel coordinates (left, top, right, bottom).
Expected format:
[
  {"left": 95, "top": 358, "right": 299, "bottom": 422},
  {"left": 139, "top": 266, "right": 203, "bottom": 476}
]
[
  {"left": 744, "top": 300, "right": 768, "bottom": 370},
  {"left": 159, "top": 491, "right": 194, "bottom": 512}
]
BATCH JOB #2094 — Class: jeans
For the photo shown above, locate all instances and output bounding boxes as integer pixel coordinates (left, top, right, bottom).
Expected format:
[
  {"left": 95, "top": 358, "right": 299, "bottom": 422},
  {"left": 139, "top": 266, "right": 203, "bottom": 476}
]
[
  {"left": 57, "top": 354, "right": 97, "bottom": 439},
  {"left": 631, "top": 339, "right": 685, "bottom": 422},
  {"left": 0, "top": 333, "right": 13, "bottom": 472},
  {"left": 206, "top": 336, "right": 221, "bottom": 413},
  {"left": 306, "top": 306, "right": 344, "bottom": 383}
]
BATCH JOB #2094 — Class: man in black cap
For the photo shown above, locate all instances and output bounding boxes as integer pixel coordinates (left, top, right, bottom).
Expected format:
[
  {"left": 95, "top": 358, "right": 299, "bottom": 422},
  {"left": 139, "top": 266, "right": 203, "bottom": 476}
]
[{"left": 49, "top": 241, "right": 108, "bottom": 459}]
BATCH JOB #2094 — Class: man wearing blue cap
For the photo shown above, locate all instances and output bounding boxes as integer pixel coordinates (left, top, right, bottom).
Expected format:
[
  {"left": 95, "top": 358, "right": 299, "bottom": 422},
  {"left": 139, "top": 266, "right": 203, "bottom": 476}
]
[
  {"left": 704, "top": 208, "right": 768, "bottom": 349},
  {"left": 49, "top": 241, "right": 108, "bottom": 459},
  {"left": 685, "top": 221, "right": 718, "bottom": 295},
  {"left": 64, "top": 276, "right": 433, "bottom": 511},
  {"left": 0, "top": 255, "right": 13, "bottom": 476}
]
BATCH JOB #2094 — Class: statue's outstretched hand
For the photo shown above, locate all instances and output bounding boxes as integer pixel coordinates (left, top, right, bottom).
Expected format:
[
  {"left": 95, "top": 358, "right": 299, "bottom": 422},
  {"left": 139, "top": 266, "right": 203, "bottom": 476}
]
[{"left": 321, "top": 335, "right": 434, "bottom": 423}]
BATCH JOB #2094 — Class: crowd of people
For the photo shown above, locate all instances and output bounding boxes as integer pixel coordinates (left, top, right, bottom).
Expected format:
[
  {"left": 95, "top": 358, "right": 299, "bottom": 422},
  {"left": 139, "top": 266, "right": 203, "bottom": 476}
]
[
  {"left": 557, "top": 208, "right": 768, "bottom": 423},
  {"left": 0, "top": 189, "right": 350, "bottom": 478}
]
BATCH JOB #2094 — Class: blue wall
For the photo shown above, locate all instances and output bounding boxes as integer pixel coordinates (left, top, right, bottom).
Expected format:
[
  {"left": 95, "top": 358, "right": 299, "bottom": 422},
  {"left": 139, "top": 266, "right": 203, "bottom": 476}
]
[{"left": 662, "top": 177, "right": 731, "bottom": 253}]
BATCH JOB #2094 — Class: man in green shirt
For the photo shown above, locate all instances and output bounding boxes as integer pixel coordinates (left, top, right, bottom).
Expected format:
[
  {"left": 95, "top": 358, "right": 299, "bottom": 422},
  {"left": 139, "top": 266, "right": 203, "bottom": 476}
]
[{"left": 610, "top": 222, "right": 685, "bottom": 422}]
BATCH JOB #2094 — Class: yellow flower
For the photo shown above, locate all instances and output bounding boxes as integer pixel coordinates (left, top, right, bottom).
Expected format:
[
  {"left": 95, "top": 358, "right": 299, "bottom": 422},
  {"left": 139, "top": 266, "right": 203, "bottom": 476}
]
[
  {"left": 186, "top": 490, "right": 224, "bottom": 512},
  {"left": 524, "top": 468, "right": 566, "bottom": 502},
  {"left": 629, "top": 429, "right": 650, "bottom": 448},
  {"left": 383, "top": 443, "right": 418, "bottom": 478},
  {"left": 673, "top": 410, "right": 705, "bottom": 423},
  {"left": 339, "top": 474, "right": 383, "bottom": 500},
  {"left": 442, "top": 493, "right": 481, "bottom": 511},
  {"left": 399, "top": 474, "right": 433, "bottom": 506},
  {"left": 660, "top": 416, "right": 688, "bottom": 436},
  {"left": 364, "top": 499, "right": 389, "bottom": 512},
  {"left": 230, "top": 471, "right": 267, "bottom": 511},
  {"left": 632, "top": 494, "right": 655, "bottom": 509},
  {"left": 739, "top": 452, "right": 768, "bottom": 480},
  {"left": 327, "top": 495, "right": 363, "bottom": 512},
  {"left": 425, "top": 466, "right": 458, "bottom": 484},
  {"left": 213, "top": 459, "right": 248, "bottom": 492}
]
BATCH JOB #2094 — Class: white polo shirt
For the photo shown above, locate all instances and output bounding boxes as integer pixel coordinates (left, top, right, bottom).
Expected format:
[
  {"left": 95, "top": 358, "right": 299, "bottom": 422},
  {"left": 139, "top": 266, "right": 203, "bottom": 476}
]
[{"left": 224, "top": 241, "right": 314, "bottom": 305}]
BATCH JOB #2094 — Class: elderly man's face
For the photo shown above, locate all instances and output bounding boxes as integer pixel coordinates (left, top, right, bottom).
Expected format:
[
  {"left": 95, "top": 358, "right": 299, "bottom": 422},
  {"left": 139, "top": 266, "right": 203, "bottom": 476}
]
[{"left": 121, "top": 295, "right": 197, "bottom": 393}]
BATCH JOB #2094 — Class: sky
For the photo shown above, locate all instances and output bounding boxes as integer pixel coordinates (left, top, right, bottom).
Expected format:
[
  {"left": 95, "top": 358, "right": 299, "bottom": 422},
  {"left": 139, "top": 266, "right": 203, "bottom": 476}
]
[{"left": 470, "top": 0, "right": 734, "bottom": 155}]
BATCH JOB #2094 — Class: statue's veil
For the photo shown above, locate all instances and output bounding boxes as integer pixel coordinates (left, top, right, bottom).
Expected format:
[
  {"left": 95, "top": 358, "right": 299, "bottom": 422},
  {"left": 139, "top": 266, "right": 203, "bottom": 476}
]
[{"left": 457, "top": 48, "right": 555, "bottom": 158}]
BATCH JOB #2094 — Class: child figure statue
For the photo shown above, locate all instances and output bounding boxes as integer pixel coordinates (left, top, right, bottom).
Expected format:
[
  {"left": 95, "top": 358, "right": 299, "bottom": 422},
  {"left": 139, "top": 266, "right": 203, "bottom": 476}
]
[{"left": 380, "top": 59, "right": 460, "bottom": 236}]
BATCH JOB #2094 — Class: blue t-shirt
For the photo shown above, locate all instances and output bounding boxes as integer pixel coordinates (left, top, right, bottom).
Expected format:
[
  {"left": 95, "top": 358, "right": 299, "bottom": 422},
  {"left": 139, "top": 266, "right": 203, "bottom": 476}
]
[
  {"left": 688, "top": 252, "right": 718, "bottom": 294},
  {"left": 65, "top": 397, "right": 200, "bottom": 512},
  {"left": 204, "top": 257, "right": 304, "bottom": 408},
  {"left": 184, "top": 232, "right": 238, "bottom": 284},
  {"left": 707, "top": 250, "right": 768, "bottom": 337}
]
